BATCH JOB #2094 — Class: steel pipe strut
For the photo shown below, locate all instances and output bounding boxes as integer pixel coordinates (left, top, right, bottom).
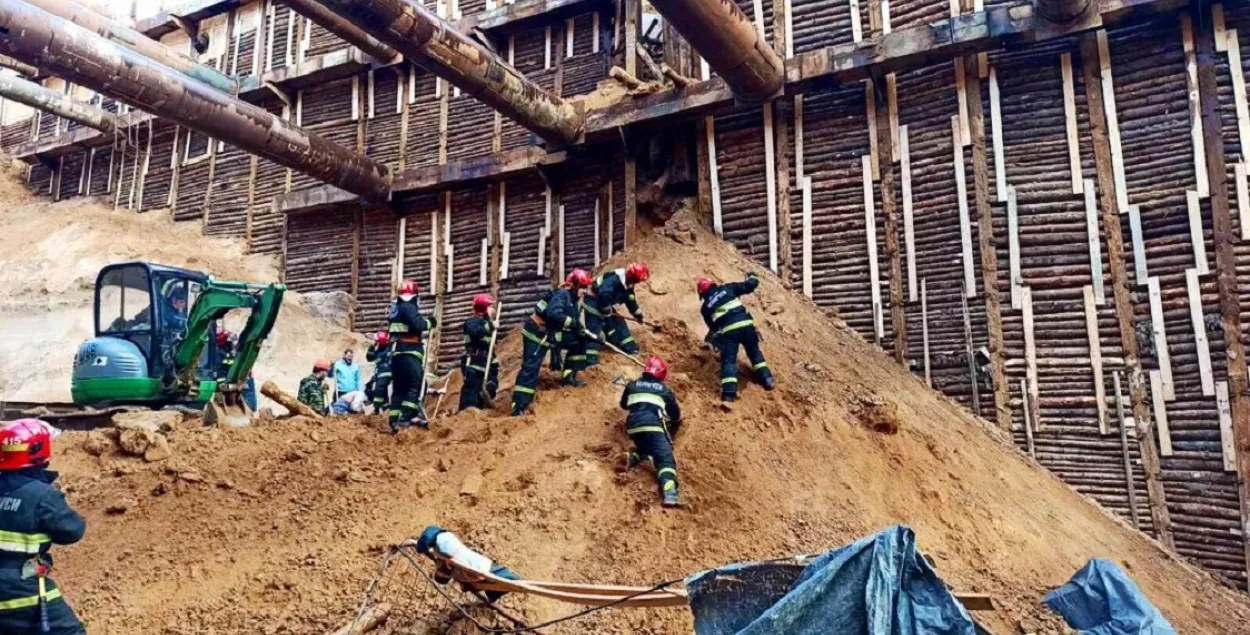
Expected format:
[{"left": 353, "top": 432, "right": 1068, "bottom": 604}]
[
  {"left": 315, "top": 0, "right": 583, "bottom": 145},
  {"left": 281, "top": 0, "right": 400, "bottom": 64},
  {"left": 0, "top": 0, "right": 390, "bottom": 200},
  {"left": 648, "top": 0, "right": 783, "bottom": 103},
  {"left": 0, "top": 72, "right": 120, "bottom": 135},
  {"left": 22, "top": 0, "right": 239, "bottom": 94}
]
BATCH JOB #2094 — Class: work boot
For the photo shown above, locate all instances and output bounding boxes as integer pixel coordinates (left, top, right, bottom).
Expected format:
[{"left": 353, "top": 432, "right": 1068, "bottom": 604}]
[
  {"left": 722, "top": 393, "right": 736, "bottom": 403},
  {"left": 563, "top": 375, "right": 587, "bottom": 387},
  {"left": 662, "top": 489, "right": 681, "bottom": 508},
  {"left": 626, "top": 452, "right": 642, "bottom": 470},
  {"left": 415, "top": 418, "right": 429, "bottom": 430},
  {"left": 762, "top": 376, "right": 776, "bottom": 391},
  {"left": 510, "top": 404, "right": 525, "bottom": 417}
]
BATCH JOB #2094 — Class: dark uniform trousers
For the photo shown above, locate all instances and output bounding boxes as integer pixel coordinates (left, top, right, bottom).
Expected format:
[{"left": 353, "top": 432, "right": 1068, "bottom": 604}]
[
  {"left": 366, "top": 347, "right": 392, "bottom": 410},
  {"left": 458, "top": 353, "right": 499, "bottom": 411},
  {"left": 717, "top": 325, "right": 772, "bottom": 400},
  {"left": 0, "top": 471, "right": 86, "bottom": 635},
  {"left": 389, "top": 347, "right": 426, "bottom": 426},
  {"left": 510, "top": 322, "right": 550, "bottom": 415},
  {"left": 629, "top": 429, "right": 678, "bottom": 497}
]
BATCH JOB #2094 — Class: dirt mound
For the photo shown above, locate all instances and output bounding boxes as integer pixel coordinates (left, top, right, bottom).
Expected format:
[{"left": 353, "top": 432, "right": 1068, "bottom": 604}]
[
  {"left": 0, "top": 162, "right": 362, "bottom": 405},
  {"left": 40, "top": 206, "right": 1250, "bottom": 634}
]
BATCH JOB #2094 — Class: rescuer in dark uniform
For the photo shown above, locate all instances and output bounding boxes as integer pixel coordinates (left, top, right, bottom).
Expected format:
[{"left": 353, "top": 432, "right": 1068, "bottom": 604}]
[
  {"left": 0, "top": 419, "right": 86, "bottom": 635},
  {"left": 388, "top": 279, "right": 437, "bottom": 432},
  {"left": 698, "top": 272, "right": 775, "bottom": 402},
  {"left": 365, "top": 331, "right": 393, "bottom": 413},
  {"left": 510, "top": 269, "right": 596, "bottom": 416},
  {"left": 584, "top": 262, "right": 649, "bottom": 367},
  {"left": 620, "top": 357, "right": 683, "bottom": 507},
  {"left": 458, "top": 293, "right": 500, "bottom": 412}
]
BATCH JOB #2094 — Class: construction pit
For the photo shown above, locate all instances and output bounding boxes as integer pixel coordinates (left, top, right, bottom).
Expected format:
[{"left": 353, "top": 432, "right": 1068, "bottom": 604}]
[{"left": 3, "top": 0, "right": 1250, "bottom": 632}]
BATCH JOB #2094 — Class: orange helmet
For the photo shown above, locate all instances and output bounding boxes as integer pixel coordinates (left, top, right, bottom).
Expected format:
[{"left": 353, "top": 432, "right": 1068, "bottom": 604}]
[
  {"left": 626, "top": 263, "right": 650, "bottom": 285},
  {"left": 472, "top": 293, "right": 495, "bottom": 314},
  {"left": 0, "top": 419, "right": 51, "bottom": 471},
  {"left": 565, "top": 269, "right": 592, "bottom": 290},
  {"left": 313, "top": 359, "right": 331, "bottom": 372},
  {"left": 697, "top": 277, "right": 715, "bottom": 296},
  {"left": 397, "top": 279, "right": 419, "bottom": 300},
  {"left": 642, "top": 356, "right": 668, "bottom": 381},
  {"left": 374, "top": 331, "right": 391, "bottom": 347}
]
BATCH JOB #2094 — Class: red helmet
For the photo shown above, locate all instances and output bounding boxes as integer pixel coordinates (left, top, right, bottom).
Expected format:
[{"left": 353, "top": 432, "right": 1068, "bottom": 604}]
[
  {"left": 397, "top": 279, "right": 419, "bottom": 300},
  {"left": 0, "top": 419, "right": 51, "bottom": 471},
  {"left": 565, "top": 269, "right": 592, "bottom": 290},
  {"left": 313, "top": 359, "right": 331, "bottom": 372},
  {"left": 697, "top": 277, "right": 715, "bottom": 295},
  {"left": 472, "top": 293, "right": 495, "bottom": 314},
  {"left": 642, "top": 356, "right": 668, "bottom": 381},
  {"left": 374, "top": 331, "right": 391, "bottom": 347},
  {"left": 626, "top": 263, "right": 650, "bottom": 285}
]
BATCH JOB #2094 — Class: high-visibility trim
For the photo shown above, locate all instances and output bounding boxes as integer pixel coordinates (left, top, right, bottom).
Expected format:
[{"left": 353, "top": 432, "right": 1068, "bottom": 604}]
[
  {"left": 0, "top": 530, "right": 50, "bottom": 554},
  {"left": 389, "top": 323, "right": 410, "bottom": 333},
  {"left": 662, "top": 480, "right": 677, "bottom": 492},
  {"left": 657, "top": 468, "right": 677, "bottom": 478},
  {"left": 513, "top": 386, "right": 536, "bottom": 395},
  {"left": 626, "top": 393, "right": 667, "bottom": 408},
  {"left": 467, "top": 364, "right": 488, "bottom": 372},
  {"left": 394, "top": 350, "right": 425, "bottom": 359},
  {"left": 587, "top": 350, "right": 600, "bottom": 357},
  {"left": 522, "top": 329, "right": 547, "bottom": 345},
  {"left": 721, "top": 377, "right": 738, "bottom": 384},
  {"left": 0, "top": 587, "right": 61, "bottom": 611},
  {"left": 711, "top": 298, "right": 744, "bottom": 322},
  {"left": 753, "top": 361, "right": 769, "bottom": 370},
  {"left": 376, "top": 372, "right": 392, "bottom": 379},
  {"left": 563, "top": 316, "right": 573, "bottom": 328},
  {"left": 566, "top": 355, "right": 586, "bottom": 362},
  {"left": 0, "top": 444, "right": 29, "bottom": 452},
  {"left": 536, "top": 300, "right": 549, "bottom": 312},
  {"left": 583, "top": 304, "right": 602, "bottom": 317},
  {"left": 389, "top": 410, "right": 404, "bottom": 417},
  {"left": 401, "top": 401, "right": 421, "bottom": 409},
  {"left": 620, "top": 337, "right": 636, "bottom": 345},
  {"left": 627, "top": 426, "right": 667, "bottom": 435},
  {"left": 719, "top": 319, "right": 754, "bottom": 335},
  {"left": 562, "top": 369, "right": 573, "bottom": 377}
]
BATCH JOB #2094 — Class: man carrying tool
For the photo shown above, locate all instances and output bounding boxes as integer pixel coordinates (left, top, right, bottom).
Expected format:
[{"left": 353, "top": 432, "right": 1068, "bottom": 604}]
[
  {"left": 459, "top": 294, "right": 500, "bottom": 412},
  {"left": 0, "top": 419, "right": 86, "bottom": 635},
  {"left": 584, "top": 263, "right": 649, "bottom": 367},
  {"left": 298, "top": 360, "right": 331, "bottom": 415},
  {"left": 510, "top": 269, "right": 598, "bottom": 416},
  {"left": 365, "top": 331, "right": 392, "bottom": 414},
  {"left": 389, "top": 279, "right": 438, "bottom": 432},
  {"left": 698, "top": 272, "right": 775, "bottom": 402},
  {"left": 620, "top": 356, "right": 683, "bottom": 508}
]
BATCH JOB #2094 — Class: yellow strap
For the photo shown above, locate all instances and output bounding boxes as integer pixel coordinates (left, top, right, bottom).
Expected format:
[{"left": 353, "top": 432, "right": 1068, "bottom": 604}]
[
  {"left": 626, "top": 393, "right": 667, "bottom": 408},
  {"left": 627, "top": 426, "right": 667, "bottom": 435},
  {"left": 0, "top": 530, "right": 50, "bottom": 554},
  {"left": 522, "top": 329, "right": 547, "bottom": 345},
  {"left": 0, "top": 587, "right": 61, "bottom": 611}
]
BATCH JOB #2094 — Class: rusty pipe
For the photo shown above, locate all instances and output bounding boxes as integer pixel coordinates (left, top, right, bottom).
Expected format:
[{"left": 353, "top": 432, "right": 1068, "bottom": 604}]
[
  {"left": 647, "top": 0, "right": 783, "bottom": 102},
  {"left": 0, "top": 0, "right": 390, "bottom": 199},
  {"left": 281, "top": 0, "right": 400, "bottom": 64},
  {"left": 1034, "top": 0, "right": 1090, "bottom": 24},
  {"left": 314, "top": 0, "right": 583, "bottom": 145},
  {"left": 23, "top": 0, "right": 239, "bottom": 94},
  {"left": 0, "top": 72, "right": 120, "bottom": 134},
  {"left": 0, "top": 54, "right": 37, "bottom": 76}
]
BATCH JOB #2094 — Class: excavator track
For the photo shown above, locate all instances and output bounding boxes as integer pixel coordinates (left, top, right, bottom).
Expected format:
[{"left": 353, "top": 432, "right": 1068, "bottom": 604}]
[{"left": 0, "top": 401, "right": 136, "bottom": 430}]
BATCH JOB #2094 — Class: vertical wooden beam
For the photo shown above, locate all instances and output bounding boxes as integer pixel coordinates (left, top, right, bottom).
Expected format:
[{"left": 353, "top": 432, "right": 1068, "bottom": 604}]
[
  {"left": 1061, "top": 52, "right": 1083, "bottom": 194},
  {"left": 1096, "top": 30, "right": 1129, "bottom": 213},
  {"left": 1085, "top": 179, "right": 1105, "bottom": 303},
  {"left": 707, "top": 116, "right": 723, "bottom": 236},
  {"left": 862, "top": 154, "right": 883, "bottom": 342},
  {"left": 988, "top": 66, "right": 1005, "bottom": 201},
  {"left": 624, "top": 0, "right": 638, "bottom": 76},
  {"left": 1129, "top": 205, "right": 1148, "bottom": 284},
  {"left": 921, "top": 278, "right": 930, "bottom": 386},
  {"left": 865, "top": 82, "right": 880, "bottom": 179},
  {"left": 1186, "top": 268, "right": 1215, "bottom": 396},
  {"left": 1080, "top": 32, "right": 1173, "bottom": 549},
  {"left": 1225, "top": 30, "right": 1250, "bottom": 162},
  {"left": 900, "top": 124, "right": 916, "bottom": 302},
  {"left": 1008, "top": 186, "right": 1022, "bottom": 308},
  {"left": 1187, "top": 190, "right": 1210, "bottom": 274},
  {"left": 965, "top": 56, "right": 1010, "bottom": 431},
  {"left": 399, "top": 67, "right": 411, "bottom": 170},
  {"left": 763, "top": 105, "right": 779, "bottom": 272},
  {"left": 802, "top": 176, "right": 813, "bottom": 297},
  {"left": 1147, "top": 277, "right": 1174, "bottom": 400},
  {"left": 1021, "top": 379, "right": 1035, "bottom": 457},
  {"left": 953, "top": 115, "right": 976, "bottom": 297},
  {"left": 1084, "top": 285, "right": 1109, "bottom": 435},
  {"left": 1022, "top": 287, "right": 1041, "bottom": 430},
  {"left": 350, "top": 207, "right": 361, "bottom": 330},
  {"left": 772, "top": 0, "right": 793, "bottom": 285},
  {"left": 624, "top": 157, "right": 637, "bottom": 248},
  {"left": 1195, "top": 11, "right": 1250, "bottom": 585},
  {"left": 1151, "top": 370, "right": 1174, "bottom": 456},
  {"left": 1114, "top": 370, "right": 1142, "bottom": 530},
  {"left": 1183, "top": 15, "right": 1211, "bottom": 197},
  {"left": 696, "top": 116, "right": 713, "bottom": 228},
  {"left": 874, "top": 76, "right": 905, "bottom": 363},
  {"left": 961, "top": 278, "right": 981, "bottom": 417},
  {"left": 243, "top": 155, "right": 258, "bottom": 251}
]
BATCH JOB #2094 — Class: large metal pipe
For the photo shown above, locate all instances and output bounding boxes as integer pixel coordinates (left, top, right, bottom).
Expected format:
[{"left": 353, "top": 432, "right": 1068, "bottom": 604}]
[
  {"left": 0, "top": 72, "right": 120, "bottom": 134},
  {"left": 0, "top": 54, "right": 37, "bottom": 76},
  {"left": 23, "top": 0, "right": 239, "bottom": 94},
  {"left": 315, "top": 0, "right": 583, "bottom": 145},
  {"left": 647, "top": 0, "right": 783, "bottom": 103},
  {"left": 281, "top": 0, "right": 400, "bottom": 64},
  {"left": 0, "top": 0, "right": 390, "bottom": 199}
]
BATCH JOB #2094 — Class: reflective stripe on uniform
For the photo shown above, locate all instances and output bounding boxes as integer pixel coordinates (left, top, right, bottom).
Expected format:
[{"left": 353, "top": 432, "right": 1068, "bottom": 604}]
[
  {"left": 377, "top": 372, "right": 392, "bottom": 379},
  {"left": 536, "top": 300, "right": 549, "bottom": 311},
  {"left": 467, "top": 364, "right": 488, "bottom": 372},
  {"left": 390, "top": 324, "right": 410, "bottom": 333},
  {"left": 711, "top": 298, "right": 744, "bottom": 322},
  {"left": 522, "top": 329, "right": 547, "bottom": 345},
  {"left": 662, "top": 481, "right": 677, "bottom": 492},
  {"left": 721, "top": 377, "right": 738, "bottom": 384},
  {"left": 566, "top": 355, "right": 586, "bottom": 362},
  {"left": 719, "top": 319, "right": 754, "bottom": 336},
  {"left": 394, "top": 350, "right": 425, "bottom": 359},
  {"left": 619, "top": 336, "right": 636, "bottom": 345},
  {"left": 513, "top": 386, "right": 536, "bottom": 395},
  {"left": 753, "top": 361, "right": 769, "bottom": 370},
  {"left": 626, "top": 393, "right": 667, "bottom": 408},
  {"left": 0, "top": 587, "right": 62, "bottom": 611},
  {"left": 401, "top": 401, "right": 421, "bottom": 409},
  {"left": 627, "top": 426, "right": 667, "bottom": 435},
  {"left": 657, "top": 468, "right": 677, "bottom": 479},
  {"left": 0, "top": 530, "right": 50, "bottom": 554},
  {"left": 583, "top": 303, "right": 602, "bottom": 317}
]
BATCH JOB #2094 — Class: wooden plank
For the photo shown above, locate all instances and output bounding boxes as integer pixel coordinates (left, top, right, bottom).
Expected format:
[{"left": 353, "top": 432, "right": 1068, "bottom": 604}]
[
  {"left": 954, "top": 57, "right": 970, "bottom": 147},
  {"left": 1219, "top": 381, "right": 1237, "bottom": 472},
  {"left": 1096, "top": 30, "right": 1129, "bottom": 213},
  {"left": 624, "top": 158, "right": 636, "bottom": 247},
  {"left": 1129, "top": 205, "right": 1148, "bottom": 285},
  {"left": 1084, "top": 286, "right": 1109, "bottom": 435},
  {"left": 887, "top": 74, "right": 898, "bottom": 162},
  {"left": 900, "top": 124, "right": 916, "bottom": 302},
  {"left": 1187, "top": 190, "right": 1210, "bottom": 274},
  {"left": 794, "top": 96, "right": 804, "bottom": 182},
  {"left": 881, "top": 0, "right": 890, "bottom": 34},
  {"left": 1084, "top": 179, "right": 1105, "bottom": 304},
  {"left": 480, "top": 237, "right": 489, "bottom": 285},
  {"left": 592, "top": 12, "right": 600, "bottom": 53},
  {"left": 1022, "top": 286, "right": 1040, "bottom": 429},
  {"left": 429, "top": 210, "right": 439, "bottom": 291},
  {"left": 501, "top": 232, "right": 511, "bottom": 279},
  {"left": 989, "top": 66, "right": 1004, "bottom": 200},
  {"left": 922, "top": 278, "right": 930, "bottom": 386},
  {"left": 961, "top": 278, "right": 981, "bottom": 417},
  {"left": 875, "top": 74, "right": 906, "bottom": 364},
  {"left": 706, "top": 116, "right": 723, "bottom": 237},
  {"left": 1008, "top": 185, "right": 1021, "bottom": 309},
  {"left": 863, "top": 154, "right": 883, "bottom": 341},
  {"left": 1216, "top": 3, "right": 1228, "bottom": 53},
  {"left": 1238, "top": 162, "right": 1250, "bottom": 239},
  {"left": 849, "top": 0, "right": 862, "bottom": 43},
  {"left": 953, "top": 115, "right": 975, "bottom": 298},
  {"left": 802, "top": 176, "right": 813, "bottom": 297},
  {"left": 865, "top": 82, "right": 880, "bottom": 180},
  {"left": 558, "top": 202, "right": 566, "bottom": 278},
  {"left": 1227, "top": 31, "right": 1250, "bottom": 165},
  {"left": 1061, "top": 52, "right": 1083, "bottom": 194},
  {"left": 606, "top": 181, "right": 615, "bottom": 256},
  {"left": 1147, "top": 276, "right": 1174, "bottom": 401},
  {"left": 764, "top": 105, "right": 779, "bottom": 272},
  {"left": 1021, "top": 379, "right": 1035, "bottom": 458},
  {"left": 395, "top": 217, "right": 407, "bottom": 285},
  {"left": 1186, "top": 268, "right": 1215, "bottom": 397},
  {"left": 1150, "top": 371, "right": 1173, "bottom": 456},
  {"left": 1182, "top": 15, "right": 1211, "bottom": 197},
  {"left": 1113, "top": 370, "right": 1142, "bottom": 530}
]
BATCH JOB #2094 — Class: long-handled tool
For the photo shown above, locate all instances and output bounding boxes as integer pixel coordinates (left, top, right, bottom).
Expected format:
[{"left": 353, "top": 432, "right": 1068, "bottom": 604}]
[
  {"left": 600, "top": 338, "right": 646, "bottom": 368},
  {"left": 478, "top": 299, "right": 504, "bottom": 407}
]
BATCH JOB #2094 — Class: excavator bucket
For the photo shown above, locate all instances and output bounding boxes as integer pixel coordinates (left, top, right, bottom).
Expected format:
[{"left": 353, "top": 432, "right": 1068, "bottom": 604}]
[{"left": 204, "top": 386, "right": 253, "bottom": 427}]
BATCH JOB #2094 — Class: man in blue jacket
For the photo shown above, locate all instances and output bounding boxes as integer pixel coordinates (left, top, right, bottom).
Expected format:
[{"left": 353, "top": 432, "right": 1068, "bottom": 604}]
[{"left": 332, "top": 349, "right": 361, "bottom": 402}]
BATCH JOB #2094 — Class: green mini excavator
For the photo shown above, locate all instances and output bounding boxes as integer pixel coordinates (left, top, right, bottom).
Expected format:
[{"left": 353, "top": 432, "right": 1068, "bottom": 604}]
[{"left": 70, "top": 261, "right": 285, "bottom": 426}]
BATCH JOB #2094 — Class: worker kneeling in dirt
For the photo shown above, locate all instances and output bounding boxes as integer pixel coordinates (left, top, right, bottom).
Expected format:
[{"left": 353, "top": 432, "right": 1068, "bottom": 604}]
[
  {"left": 389, "top": 279, "right": 438, "bottom": 432},
  {"left": 365, "top": 331, "right": 393, "bottom": 413},
  {"left": 584, "top": 263, "right": 649, "bottom": 367},
  {"left": 697, "top": 272, "right": 774, "bottom": 402},
  {"left": 0, "top": 419, "right": 86, "bottom": 635},
  {"left": 415, "top": 526, "right": 519, "bottom": 602},
  {"left": 510, "top": 269, "right": 599, "bottom": 416},
  {"left": 459, "top": 294, "right": 500, "bottom": 412},
  {"left": 621, "top": 357, "right": 684, "bottom": 508}
]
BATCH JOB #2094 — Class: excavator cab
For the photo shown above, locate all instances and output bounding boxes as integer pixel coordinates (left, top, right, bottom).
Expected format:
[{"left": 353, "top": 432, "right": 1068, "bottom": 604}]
[{"left": 72, "top": 261, "right": 285, "bottom": 426}]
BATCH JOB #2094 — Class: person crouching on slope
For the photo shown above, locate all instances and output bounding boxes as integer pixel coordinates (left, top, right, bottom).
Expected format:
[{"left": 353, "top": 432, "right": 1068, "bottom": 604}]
[
  {"left": 510, "top": 269, "right": 598, "bottom": 416},
  {"left": 697, "top": 271, "right": 775, "bottom": 402},
  {"left": 459, "top": 294, "right": 500, "bottom": 412},
  {"left": 365, "top": 331, "right": 392, "bottom": 413},
  {"left": 0, "top": 419, "right": 87, "bottom": 635},
  {"left": 389, "top": 279, "right": 437, "bottom": 432},
  {"left": 584, "top": 262, "right": 649, "bottom": 367},
  {"left": 621, "top": 357, "right": 684, "bottom": 508}
]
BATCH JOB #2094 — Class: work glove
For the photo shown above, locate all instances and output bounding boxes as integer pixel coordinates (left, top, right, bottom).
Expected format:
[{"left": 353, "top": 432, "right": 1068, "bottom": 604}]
[
  {"left": 582, "top": 328, "right": 605, "bottom": 344},
  {"left": 746, "top": 271, "right": 759, "bottom": 280}
]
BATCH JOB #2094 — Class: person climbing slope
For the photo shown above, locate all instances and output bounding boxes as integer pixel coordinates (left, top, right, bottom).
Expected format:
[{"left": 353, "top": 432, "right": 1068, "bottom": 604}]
[
  {"left": 584, "top": 262, "right": 649, "bottom": 366},
  {"left": 458, "top": 293, "right": 500, "bottom": 412},
  {"left": 365, "top": 331, "right": 392, "bottom": 413},
  {"left": 698, "top": 271, "right": 775, "bottom": 402},
  {"left": 510, "top": 269, "right": 599, "bottom": 416},
  {"left": 388, "top": 279, "right": 437, "bottom": 432},
  {"left": 620, "top": 356, "right": 683, "bottom": 508}
]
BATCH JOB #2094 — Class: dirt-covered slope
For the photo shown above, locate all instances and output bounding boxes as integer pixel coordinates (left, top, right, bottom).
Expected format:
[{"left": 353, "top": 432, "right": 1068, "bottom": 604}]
[{"left": 40, "top": 208, "right": 1250, "bottom": 634}]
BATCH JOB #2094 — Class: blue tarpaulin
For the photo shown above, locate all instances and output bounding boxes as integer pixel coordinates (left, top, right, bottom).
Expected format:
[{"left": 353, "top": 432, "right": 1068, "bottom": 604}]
[
  {"left": 686, "top": 525, "right": 976, "bottom": 635},
  {"left": 1043, "top": 558, "right": 1176, "bottom": 635}
]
